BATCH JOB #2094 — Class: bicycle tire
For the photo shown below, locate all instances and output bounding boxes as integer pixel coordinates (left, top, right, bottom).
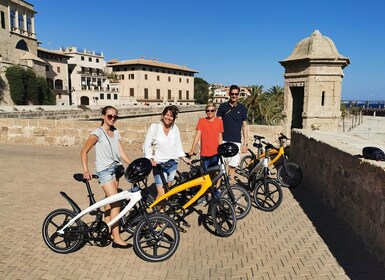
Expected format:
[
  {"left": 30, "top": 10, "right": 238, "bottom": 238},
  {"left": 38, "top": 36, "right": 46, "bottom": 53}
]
[
  {"left": 211, "top": 198, "right": 237, "bottom": 237},
  {"left": 253, "top": 179, "right": 283, "bottom": 212},
  {"left": 276, "top": 162, "right": 302, "bottom": 188},
  {"left": 133, "top": 214, "right": 180, "bottom": 262},
  {"left": 42, "top": 208, "right": 84, "bottom": 254},
  {"left": 239, "top": 155, "right": 254, "bottom": 177},
  {"left": 220, "top": 185, "right": 252, "bottom": 220}
]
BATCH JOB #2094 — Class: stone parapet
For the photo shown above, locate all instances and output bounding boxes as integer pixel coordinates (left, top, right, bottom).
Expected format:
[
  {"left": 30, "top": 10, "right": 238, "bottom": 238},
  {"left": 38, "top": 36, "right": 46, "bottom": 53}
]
[
  {"left": 290, "top": 129, "right": 385, "bottom": 265},
  {"left": 0, "top": 110, "right": 283, "bottom": 151}
]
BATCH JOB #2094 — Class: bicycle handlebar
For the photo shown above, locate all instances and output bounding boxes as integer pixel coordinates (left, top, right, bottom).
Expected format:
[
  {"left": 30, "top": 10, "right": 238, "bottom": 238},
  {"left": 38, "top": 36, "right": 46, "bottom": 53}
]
[{"left": 73, "top": 173, "right": 99, "bottom": 182}]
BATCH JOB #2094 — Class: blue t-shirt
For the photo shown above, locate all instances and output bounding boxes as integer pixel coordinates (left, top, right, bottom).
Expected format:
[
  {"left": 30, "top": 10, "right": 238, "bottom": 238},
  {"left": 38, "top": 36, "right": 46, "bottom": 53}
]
[{"left": 217, "top": 102, "right": 247, "bottom": 143}]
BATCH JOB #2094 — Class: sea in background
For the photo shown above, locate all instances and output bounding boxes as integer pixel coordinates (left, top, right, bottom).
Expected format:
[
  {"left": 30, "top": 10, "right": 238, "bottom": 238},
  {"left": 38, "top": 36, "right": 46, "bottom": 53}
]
[{"left": 342, "top": 100, "right": 385, "bottom": 109}]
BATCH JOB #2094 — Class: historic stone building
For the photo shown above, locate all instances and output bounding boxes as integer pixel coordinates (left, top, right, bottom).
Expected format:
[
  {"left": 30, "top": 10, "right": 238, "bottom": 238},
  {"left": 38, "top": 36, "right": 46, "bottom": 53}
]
[
  {"left": 280, "top": 30, "right": 350, "bottom": 135},
  {"left": 37, "top": 47, "right": 71, "bottom": 106},
  {"left": 0, "top": 0, "right": 45, "bottom": 105},
  {"left": 107, "top": 58, "right": 198, "bottom": 105}
]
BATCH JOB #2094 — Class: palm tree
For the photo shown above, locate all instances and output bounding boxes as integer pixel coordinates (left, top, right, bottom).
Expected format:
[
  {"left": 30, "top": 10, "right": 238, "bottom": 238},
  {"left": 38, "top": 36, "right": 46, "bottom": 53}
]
[{"left": 242, "top": 85, "right": 264, "bottom": 124}]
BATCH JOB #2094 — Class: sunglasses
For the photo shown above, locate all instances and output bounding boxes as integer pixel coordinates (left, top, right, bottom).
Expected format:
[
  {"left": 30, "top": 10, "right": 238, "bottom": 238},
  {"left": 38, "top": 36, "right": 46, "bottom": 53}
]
[
  {"left": 206, "top": 109, "right": 216, "bottom": 113},
  {"left": 230, "top": 93, "right": 239, "bottom": 96},
  {"left": 107, "top": 114, "right": 118, "bottom": 120}
]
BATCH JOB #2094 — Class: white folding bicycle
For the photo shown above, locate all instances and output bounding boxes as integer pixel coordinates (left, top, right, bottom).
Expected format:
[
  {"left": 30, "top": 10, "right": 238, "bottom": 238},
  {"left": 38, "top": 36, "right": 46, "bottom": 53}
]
[{"left": 42, "top": 158, "right": 180, "bottom": 262}]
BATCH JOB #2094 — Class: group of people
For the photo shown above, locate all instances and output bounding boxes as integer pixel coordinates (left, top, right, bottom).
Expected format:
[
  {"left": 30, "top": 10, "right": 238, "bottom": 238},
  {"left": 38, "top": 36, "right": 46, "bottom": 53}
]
[{"left": 81, "top": 84, "right": 248, "bottom": 248}]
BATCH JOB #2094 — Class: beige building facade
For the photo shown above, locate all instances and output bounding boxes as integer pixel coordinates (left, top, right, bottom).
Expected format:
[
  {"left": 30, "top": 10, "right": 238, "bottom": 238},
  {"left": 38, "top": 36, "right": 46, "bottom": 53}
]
[
  {"left": 59, "top": 46, "right": 111, "bottom": 106},
  {"left": 37, "top": 47, "right": 71, "bottom": 105},
  {"left": 107, "top": 58, "right": 197, "bottom": 105},
  {"left": 280, "top": 30, "right": 350, "bottom": 135}
]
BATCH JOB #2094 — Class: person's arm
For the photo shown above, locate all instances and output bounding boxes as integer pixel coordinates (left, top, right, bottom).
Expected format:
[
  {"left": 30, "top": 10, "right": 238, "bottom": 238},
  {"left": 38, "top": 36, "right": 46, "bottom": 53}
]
[
  {"left": 189, "top": 130, "right": 201, "bottom": 156},
  {"left": 241, "top": 120, "right": 248, "bottom": 153},
  {"left": 143, "top": 124, "right": 155, "bottom": 159},
  {"left": 218, "top": 132, "right": 223, "bottom": 145},
  {"left": 80, "top": 134, "right": 98, "bottom": 180}
]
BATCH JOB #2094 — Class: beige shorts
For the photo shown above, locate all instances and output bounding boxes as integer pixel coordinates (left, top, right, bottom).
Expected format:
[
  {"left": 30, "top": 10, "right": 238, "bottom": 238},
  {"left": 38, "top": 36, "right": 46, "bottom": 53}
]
[{"left": 223, "top": 141, "right": 241, "bottom": 167}]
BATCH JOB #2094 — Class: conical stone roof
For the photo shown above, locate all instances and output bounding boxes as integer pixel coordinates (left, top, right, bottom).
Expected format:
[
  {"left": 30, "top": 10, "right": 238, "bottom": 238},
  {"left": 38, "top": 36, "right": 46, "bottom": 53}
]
[{"left": 281, "top": 30, "right": 349, "bottom": 64}]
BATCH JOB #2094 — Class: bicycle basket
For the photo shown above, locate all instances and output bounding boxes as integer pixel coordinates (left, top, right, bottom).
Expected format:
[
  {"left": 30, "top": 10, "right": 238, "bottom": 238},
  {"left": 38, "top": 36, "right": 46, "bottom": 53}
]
[
  {"left": 125, "top": 157, "right": 152, "bottom": 183},
  {"left": 217, "top": 142, "right": 239, "bottom": 158}
]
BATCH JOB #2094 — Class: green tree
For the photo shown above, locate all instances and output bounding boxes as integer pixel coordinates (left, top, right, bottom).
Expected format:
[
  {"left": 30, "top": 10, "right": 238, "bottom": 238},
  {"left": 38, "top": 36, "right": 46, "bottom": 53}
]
[
  {"left": 0, "top": 75, "right": 6, "bottom": 103},
  {"left": 241, "top": 85, "right": 284, "bottom": 125},
  {"left": 5, "top": 65, "right": 55, "bottom": 105},
  {"left": 242, "top": 85, "right": 264, "bottom": 124},
  {"left": 5, "top": 65, "right": 25, "bottom": 104},
  {"left": 194, "top": 77, "right": 209, "bottom": 104}
]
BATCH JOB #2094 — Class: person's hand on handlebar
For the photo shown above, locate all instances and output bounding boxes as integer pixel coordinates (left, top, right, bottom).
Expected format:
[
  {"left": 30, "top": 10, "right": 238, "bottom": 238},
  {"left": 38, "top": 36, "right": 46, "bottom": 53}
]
[
  {"left": 83, "top": 171, "right": 92, "bottom": 180},
  {"left": 182, "top": 156, "right": 192, "bottom": 165}
]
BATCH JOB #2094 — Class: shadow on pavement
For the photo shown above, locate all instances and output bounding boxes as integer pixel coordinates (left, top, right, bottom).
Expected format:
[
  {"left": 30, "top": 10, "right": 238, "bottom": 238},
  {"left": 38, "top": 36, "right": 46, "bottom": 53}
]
[{"left": 289, "top": 186, "right": 385, "bottom": 280}]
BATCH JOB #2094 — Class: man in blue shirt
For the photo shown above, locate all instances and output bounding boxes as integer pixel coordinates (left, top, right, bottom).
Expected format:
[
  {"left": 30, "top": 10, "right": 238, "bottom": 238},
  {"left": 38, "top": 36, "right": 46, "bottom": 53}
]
[{"left": 217, "top": 85, "right": 248, "bottom": 184}]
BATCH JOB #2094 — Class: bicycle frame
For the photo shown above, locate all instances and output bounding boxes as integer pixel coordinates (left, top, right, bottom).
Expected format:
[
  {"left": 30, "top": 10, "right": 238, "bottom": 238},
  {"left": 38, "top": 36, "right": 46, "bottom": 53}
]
[
  {"left": 58, "top": 187, "right": 142, "bottom": 235},
  {"left": 149, "top": 174, "right": 213, "bottom": 210}
]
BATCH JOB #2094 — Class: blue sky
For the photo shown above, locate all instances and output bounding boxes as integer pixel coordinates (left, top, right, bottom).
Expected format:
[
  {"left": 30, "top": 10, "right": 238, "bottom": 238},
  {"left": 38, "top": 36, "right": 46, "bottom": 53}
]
[{"left": 34, "top": 0, "right": 385, "bottom": 101}]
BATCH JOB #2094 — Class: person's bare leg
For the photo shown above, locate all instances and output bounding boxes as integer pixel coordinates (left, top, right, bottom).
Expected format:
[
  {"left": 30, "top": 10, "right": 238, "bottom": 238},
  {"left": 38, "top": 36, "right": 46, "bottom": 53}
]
[
  {"left": 103, "top": 180, "right": 127, "bottom": 246},
  {"left": 227, "top": 166, "right": 236, "bottom": 185}
]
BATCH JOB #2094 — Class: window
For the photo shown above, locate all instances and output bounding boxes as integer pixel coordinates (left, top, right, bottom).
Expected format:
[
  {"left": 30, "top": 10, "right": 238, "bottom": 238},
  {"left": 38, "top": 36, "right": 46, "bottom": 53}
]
[
  {"left": 179, "top": 90, "right": 182, "bottom": 100},
  {"left": 45, "top": 65, "right": 49, "bottom": 71},
  {"left": 18, "top": 14, "right": 24, "bottom": 30},
  {"left": 186, "top": 90, "right": 189, "bottom": 99},
  {"left": 120, "top": 75, "right": 124, "bottom": 80},
  {"left": 89, "top": 57, "right": 92, "bottom": 62},
  {"left": 168, "top": 76, "right": 171, "bottom": 82},
  {"left": 100, "top": 93, "right": 104, "bottom": 100},
  {"left": 168, "top": 90, "right": 171, "bottom": 99},
  {"left": 96, "top": 58, "right": 99, "bottom": 63},
  {"left": 130, "top": 88, "right": 134, "bottom": 97},
  {"left": 321, "top": 91, "right": 325, "bottom": 106},
  {"left": 55, "top": 80, "right": 63, "bottom": 90},
  {"left": 129, "top": 74, "right": 134, "bottom": 79},
  {"left": 156, "top": 89, "right": 160, "bottom": 99},
  {"left": 15, "top": 40, "right": 28, "bottom": 51},
  {"left": 57, "top": 67, "right": 60, "bottom": 73},
  {"left": 179, "top": 78, "right": 181, "bottom": 83},
  {"left": 157, "top": 75, "right": 160, "bottom": 81},
  {"left": 187, "top": 78, "right": 189, "bottom": 83},
  {"left": 114, "top": 94, "right": 118, "bottom": 100},
  {"left": 107, "top": 93, "right": 111, "bottom": 100},
  {"left": 145, "top": 74, "right": 148, "bottom": 80},
  {"left": 1, "top": 11, "right": 5, "bottom": 29},
  {"left": 10, "top": 11, "right": 16, "bottom": 29},
  {"left": 81, "top": 56, "right": 84, "bottom": 61},
  {"left": 26, "top": 17, "right": 32, "bottom": 33},
  {"left": 144, "top": 88, "right": 149, "bottom": 99}
]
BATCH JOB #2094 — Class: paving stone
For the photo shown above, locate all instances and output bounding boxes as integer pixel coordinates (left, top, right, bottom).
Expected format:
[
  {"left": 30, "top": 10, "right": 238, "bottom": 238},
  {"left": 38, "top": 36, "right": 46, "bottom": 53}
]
[{"left": 0, "top": 143, "right": 384, "bottom": 279}]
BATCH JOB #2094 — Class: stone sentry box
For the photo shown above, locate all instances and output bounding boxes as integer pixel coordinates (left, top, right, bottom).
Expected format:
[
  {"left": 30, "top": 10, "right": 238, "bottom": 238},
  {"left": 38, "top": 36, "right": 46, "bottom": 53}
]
[{"left": 280, "top": 30, "right": 350, "bottom": 135}]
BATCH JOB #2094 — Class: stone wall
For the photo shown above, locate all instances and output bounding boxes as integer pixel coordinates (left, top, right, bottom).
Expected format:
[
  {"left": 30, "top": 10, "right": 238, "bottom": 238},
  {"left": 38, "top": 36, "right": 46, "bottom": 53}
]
[
  {"left": 290, "top": 129, "right": 385, "bottom": 265},
  {"left": 0, "top": 108, "right": 283, "bottom": 151}
]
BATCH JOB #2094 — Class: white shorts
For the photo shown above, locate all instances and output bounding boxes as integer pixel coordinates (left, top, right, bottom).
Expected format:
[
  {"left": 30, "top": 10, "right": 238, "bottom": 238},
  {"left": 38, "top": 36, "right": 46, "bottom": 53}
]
[{"left": 223, "top": 141, "right": 241, "bottom": 167}]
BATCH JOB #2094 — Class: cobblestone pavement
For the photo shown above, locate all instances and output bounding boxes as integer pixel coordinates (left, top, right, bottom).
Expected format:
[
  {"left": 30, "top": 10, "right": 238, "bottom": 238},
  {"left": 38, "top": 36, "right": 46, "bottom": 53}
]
[{"left": 1, "top": 142, "right": 385, "bottom": 280}]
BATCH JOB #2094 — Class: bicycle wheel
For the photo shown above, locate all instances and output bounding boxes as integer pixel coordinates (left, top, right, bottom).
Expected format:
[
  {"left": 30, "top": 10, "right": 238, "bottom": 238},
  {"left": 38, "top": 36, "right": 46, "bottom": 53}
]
[
  {"left": 276, "top": 162, "right": 302, "bottom": 188},
  {"left": 220, "top": 185, "right": 252, "bottom": 220},
  {"left": 253, "top": 179, "right": 283, "bottom": 212},
  {"left": 42, "top": 208, "right": 84, "bottom": 254},
  {"left": 239, "top": 155, "right": 254, "bottom": 177},
  {"left": 211, "top": 198, "right": 237, "bottom": 237},
  {"left": 133, "top": 214, "right": 180, "bottom": 262}
]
